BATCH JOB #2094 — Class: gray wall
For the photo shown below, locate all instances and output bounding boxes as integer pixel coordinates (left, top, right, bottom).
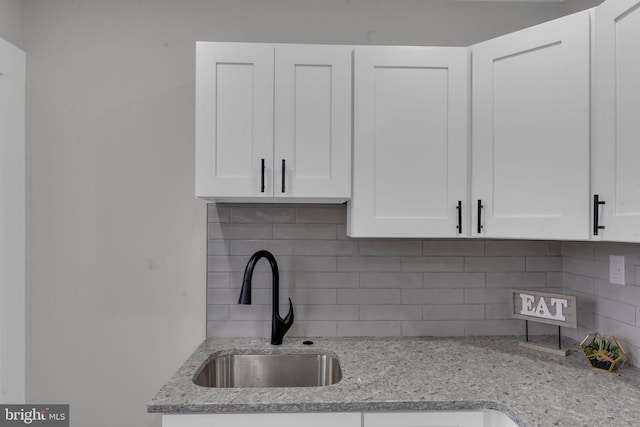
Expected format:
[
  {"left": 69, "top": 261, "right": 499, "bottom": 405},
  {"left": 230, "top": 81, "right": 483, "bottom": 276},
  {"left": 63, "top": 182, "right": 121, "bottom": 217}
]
[
  {"left": 0, "top": 0, "right": 22, "bottom": 48},
  {"left": 21, "top": 1, "right": 601, "bottom": 427}
]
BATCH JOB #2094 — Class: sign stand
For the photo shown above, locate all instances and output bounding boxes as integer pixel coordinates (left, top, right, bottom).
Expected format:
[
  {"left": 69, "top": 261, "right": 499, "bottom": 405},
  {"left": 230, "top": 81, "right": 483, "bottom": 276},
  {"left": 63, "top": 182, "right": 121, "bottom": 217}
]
[{"left": 511, "top": 289, "right": 577, "bottom": 357}]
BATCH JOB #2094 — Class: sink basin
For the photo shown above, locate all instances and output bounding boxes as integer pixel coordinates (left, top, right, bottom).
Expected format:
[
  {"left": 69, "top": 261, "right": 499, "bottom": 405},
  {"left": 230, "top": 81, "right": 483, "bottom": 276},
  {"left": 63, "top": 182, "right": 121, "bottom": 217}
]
[{"left": 193, "top": 351, "right": 342, "bottom": 388}]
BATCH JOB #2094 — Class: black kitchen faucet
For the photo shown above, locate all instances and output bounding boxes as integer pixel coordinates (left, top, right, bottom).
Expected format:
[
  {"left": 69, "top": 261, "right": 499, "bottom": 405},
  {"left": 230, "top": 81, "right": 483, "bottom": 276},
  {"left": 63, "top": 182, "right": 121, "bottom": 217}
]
[{"left": 238, "top": 250, "right": 294, "bottom": 345}]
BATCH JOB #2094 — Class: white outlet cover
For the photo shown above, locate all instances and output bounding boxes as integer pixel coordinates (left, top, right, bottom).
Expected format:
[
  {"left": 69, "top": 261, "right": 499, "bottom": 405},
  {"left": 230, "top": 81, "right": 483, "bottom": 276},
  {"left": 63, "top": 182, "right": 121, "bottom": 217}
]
[{"left": 610, "top": 255, "right": 625, "bottom": 285}]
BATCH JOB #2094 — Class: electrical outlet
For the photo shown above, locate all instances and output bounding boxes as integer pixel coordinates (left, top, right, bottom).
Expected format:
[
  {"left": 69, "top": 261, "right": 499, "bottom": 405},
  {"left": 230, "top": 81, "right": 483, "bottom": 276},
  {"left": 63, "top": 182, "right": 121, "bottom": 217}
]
[{"left": 610, "top": 255, "right": 625, "bottom": 285}]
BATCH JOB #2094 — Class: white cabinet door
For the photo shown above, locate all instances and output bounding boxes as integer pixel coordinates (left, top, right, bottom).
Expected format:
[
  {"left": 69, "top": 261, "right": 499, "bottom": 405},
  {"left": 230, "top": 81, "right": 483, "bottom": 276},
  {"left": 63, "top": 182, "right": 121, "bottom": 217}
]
[
  {"left": 348, "top": 46, "right": 468, "bottom": 237},
  {"left": 592, "top": 0, "right": 640, "bottom": 242},
  {"left": 196, "top": 43, "right": 352, "bottom": 202},
  {"left": 364, "top": 411, "right": 518, "bottom": 427},
  {"left": 471, "top": 11, "right": 591, "bottom": 240},
  {"left": 196, "top": 42, "right": 274, "bottom": 199},
  {"left": 163, "top": 413, "right": 361, "bottom": 427},
  {"left": 274, "top": 45, "right": 352, "bottom": 199}
]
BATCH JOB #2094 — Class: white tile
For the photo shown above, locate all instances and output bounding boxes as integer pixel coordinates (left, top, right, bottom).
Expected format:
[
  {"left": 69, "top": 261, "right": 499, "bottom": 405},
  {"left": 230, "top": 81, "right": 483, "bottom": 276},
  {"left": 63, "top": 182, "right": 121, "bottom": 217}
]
[
  {"left": 207, "top": 272, "right": 230, "bottom": 288},
  {"left": 594, "top": 297, "right": 637, "bottom": 325},
  {"left": 464, "top": 319, "right": 527, "bottom": 336},
  {"left": 402, "top": 321, "right": 465, "bottom": 336},
  {"left": 277, "top": 256, "right": 338, "bottom": 272},
  {"left": 422, "top": 240, "right": 485, "bottom": 256},
  {"left": 485, "top": 272, "right": 547, "bottom": 288},
  {"left": 288, "top": 321, "right": 338, "bottom": 337},
  {"left": 593, "top": 280, "right": 640, "bottom": 307},
  {"left": 422, "top": 304, "right": 485, "bottom": 321},
  {"left": 208, "top": 223, "right": 272, "bottom": 239},
  {"left": 296, "top": 207, "right": 346, "bottom": 224},
  {"left": 229, "top": 271, "right": 294, "bottom": 289},
  {"left": 294, "top": 305, "right": 359, "bottom": 321},
  {"left": 401, "top": 257, "right": 465, "bottom": 272},
  {"left": 464, "top": 257, "right": 525, "bottom": 272},
  {"left": 562, "top": 273, "right": 595, "bottom": 294},
  {"left": 207, "top": 204, "right": 231, "bottom": 223},
  {"left": 294, "top": 272, "right": 359, "bottom": 289},
  {"left": 359, "top": 240, "right": 422, "bottom": 256},
  {"left": 422, "top": 272, "right": 485, "bottom": 288},
  {"left": 402, "top": 289, "right": 464, "bottom": 305},
  {"left": 338, "top": 256, "right": 402, "bottom": 272},
  {"left": 207, "top": 289, "right": 241, "bottom": 305},
  {"left": 338, "top": 289, "right": 401, "bottom": 305},
  {"left": 231, "top": 206, "right": 296, "bottom": 223},
  {"left": 561, "top": 241, "right": 595, "bottom": 259},
  {"left": 464, "top": 288, "right": 511, "bottom": 304},
  {"left": 295, "top": 240, "right": 358, "bottom": 256},
  {"left": 206, "top": 321, "right": 269, "bottom": 338},
  {"left": 230, "top": 304, "right": 271, "bottom": 321},
  {"left": 485, "top": 303, "right": 511, "bottom": 320},
  {"left": 546, "top": 241, "right": 562, "bottom": 256},
  {"left": 273, "top": 224, "right": 337, "bottom": 240},
  {"left": 207, "top": 240, "right": 230, "bottom": 255},
  {"left": 359, "top": 272, "right": 423, "bottom": 289},
  {"left": 526, "top": 256, "right": 562, "bottom": 272},
  {"left": 229, "top": 240, "right": 294, "bottom": 256},
  {"left": 594, "top": 315, "right": 640, "bottom": 347},
  {"left": 359, "top": 305, "right": 422, "bottom": 321},
  {"left": 338, "top": 321, "right": 402, "bottom": 337},
  {"left": 485, "top": 240, "right": 546, "bottom": 256},
  {"left": 206, "top": 305, "right": 230, "bottom": 321}
]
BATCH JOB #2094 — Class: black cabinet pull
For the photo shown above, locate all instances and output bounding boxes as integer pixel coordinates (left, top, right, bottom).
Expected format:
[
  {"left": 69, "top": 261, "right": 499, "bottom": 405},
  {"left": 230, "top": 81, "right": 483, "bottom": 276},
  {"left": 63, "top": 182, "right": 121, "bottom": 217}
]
[
  {"left": 456, "top": 201, "right": 462, "bottom": 234},
  {"left": 593, "top": 194, "right": 606, "bottom": 236},
  {"left": 260, "top": 159, "right": 266, "bottom": 193},
  {"left": 281, "top": 159, "right": 286, "bottom": 193},
  {"left": 477, "top": 200, "right": 483, "bottom": 234}
]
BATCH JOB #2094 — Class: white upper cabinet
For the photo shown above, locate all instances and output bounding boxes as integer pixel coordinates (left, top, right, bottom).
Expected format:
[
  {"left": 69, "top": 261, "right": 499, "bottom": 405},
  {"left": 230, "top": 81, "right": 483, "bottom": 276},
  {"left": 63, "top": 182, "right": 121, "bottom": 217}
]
[
  {"left": 196, "top": 42, "right": 352, "bottom": 202},
  {"left": 274, "top": 45, "right": 352, "bottom": 200},
  {"left": 470, "top": 11, "right": 591, "bottom": 240},
  {"left": 196, "top": 43, "right": 273, "bottom": 199},
  {"left": 348, "top": 46, "right": 469, "bottom": 238},
  {"left": 592, "top": 0, "right": 640, "bottom": 242}
]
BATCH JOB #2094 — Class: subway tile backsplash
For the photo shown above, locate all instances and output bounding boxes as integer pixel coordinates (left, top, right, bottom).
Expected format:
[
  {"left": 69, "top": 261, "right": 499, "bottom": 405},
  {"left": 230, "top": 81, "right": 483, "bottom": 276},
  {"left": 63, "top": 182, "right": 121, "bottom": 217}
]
[
  {"left": 206, "top": 203, "right": 640, "bottom": 366},
  {"left": 206, "top": 203, "right": 560, "bottom": 339},
  {"left": 562, "top": 241, "right": 640, "bottom": 366}
]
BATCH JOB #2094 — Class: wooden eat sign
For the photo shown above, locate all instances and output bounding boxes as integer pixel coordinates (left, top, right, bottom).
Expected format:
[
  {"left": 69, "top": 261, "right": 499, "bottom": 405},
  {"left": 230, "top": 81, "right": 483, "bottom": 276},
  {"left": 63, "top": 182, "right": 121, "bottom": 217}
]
[{"left": 511, "top": 289, "right": 577, "bottom": 356}]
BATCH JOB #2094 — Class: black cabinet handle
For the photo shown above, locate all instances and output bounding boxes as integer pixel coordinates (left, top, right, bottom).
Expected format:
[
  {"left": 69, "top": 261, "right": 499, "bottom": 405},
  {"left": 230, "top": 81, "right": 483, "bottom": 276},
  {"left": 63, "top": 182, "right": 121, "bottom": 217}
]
[
  {"left": 281, "top": 159, "right": 286, "bottom": 193},
  {"left": 260, "top": 159, "right": 266, "bottom": 193},
  {"left": 477, "top": 200, "right": 483, "bottom": 234},
  {"left": 456, "top": 201, "right": 462, "bottom": 234},
  {"left": 593, "top": 194, "right": 606, "bottom": 236}
]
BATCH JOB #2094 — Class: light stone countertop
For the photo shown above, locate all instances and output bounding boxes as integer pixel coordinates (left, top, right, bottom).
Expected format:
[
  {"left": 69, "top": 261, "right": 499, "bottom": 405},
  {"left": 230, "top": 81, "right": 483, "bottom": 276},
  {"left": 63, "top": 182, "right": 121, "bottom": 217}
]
[{"left": 148, "top": 336, "right": 640, "bottom": 426}]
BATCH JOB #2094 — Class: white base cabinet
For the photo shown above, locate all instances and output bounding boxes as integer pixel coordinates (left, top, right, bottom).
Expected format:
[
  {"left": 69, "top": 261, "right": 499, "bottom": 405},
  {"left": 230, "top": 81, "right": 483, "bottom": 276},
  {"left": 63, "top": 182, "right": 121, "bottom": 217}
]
[
  {"left": 592, "top": 0, "right": 640, "bottom": 242},
  {"left": 162, "top": 413, "right": 360, "bottom": 427},
  {"left": 470, "top": 10, "right": 591, "bottom": 240},
  {"left": 163, "top": 411, "right": 518, "bottom": 427},
  {"left": 365, "top": 411, "right": 518, "bottom": 427}
]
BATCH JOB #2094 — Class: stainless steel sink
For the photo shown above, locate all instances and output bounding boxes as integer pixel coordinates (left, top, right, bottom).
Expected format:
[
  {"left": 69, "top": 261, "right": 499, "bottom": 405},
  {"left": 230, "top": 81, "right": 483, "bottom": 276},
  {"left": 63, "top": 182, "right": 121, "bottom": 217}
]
[{"left": 193, "top": 351, "right": 342, "bottom": 388}]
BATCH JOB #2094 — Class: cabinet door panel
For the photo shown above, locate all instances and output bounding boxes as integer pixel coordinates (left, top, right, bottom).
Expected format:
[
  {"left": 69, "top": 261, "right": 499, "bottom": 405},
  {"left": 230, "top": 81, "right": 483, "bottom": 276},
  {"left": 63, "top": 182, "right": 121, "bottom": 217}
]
[
  {"left": 471, "top": 11, "right": 590, "bottom": 239},
  {"left": 196, "top": 43, "right": 274, "bottom": 198},
  {"left": 365, "top": 411, "right": 480, "bottom": 427},
  {"left": 163, "top": 413, "right": 360, "bottom": 427},
  {"left": 593, "top": 0, "right": 640, "bottom": 241},
  {"left": 274, "top": 45, "right": 351, "bottom": 199},
  {"left": 349, "top": 46, "right": 468, "bottom": 237}
]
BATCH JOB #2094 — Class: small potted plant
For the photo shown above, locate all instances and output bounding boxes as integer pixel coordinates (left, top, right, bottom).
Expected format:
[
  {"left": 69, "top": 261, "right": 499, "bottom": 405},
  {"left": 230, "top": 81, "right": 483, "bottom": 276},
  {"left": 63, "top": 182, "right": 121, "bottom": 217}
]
[{"left": 580, "top": 333, "right": 627, "bottom": 373}]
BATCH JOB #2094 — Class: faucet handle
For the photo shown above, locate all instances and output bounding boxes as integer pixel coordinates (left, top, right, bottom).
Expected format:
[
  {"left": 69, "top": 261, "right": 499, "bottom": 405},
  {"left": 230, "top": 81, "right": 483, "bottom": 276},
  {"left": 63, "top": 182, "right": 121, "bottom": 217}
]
[{"left": 283, "top": 298, "right": 294, "bottom": 326}]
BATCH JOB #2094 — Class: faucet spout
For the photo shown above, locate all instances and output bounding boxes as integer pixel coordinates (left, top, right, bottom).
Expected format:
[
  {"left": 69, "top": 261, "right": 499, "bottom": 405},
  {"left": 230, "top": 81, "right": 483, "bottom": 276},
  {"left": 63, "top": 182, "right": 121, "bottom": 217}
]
[{"left": 238, "top": 250, "right": 294, "bottom": 345}]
